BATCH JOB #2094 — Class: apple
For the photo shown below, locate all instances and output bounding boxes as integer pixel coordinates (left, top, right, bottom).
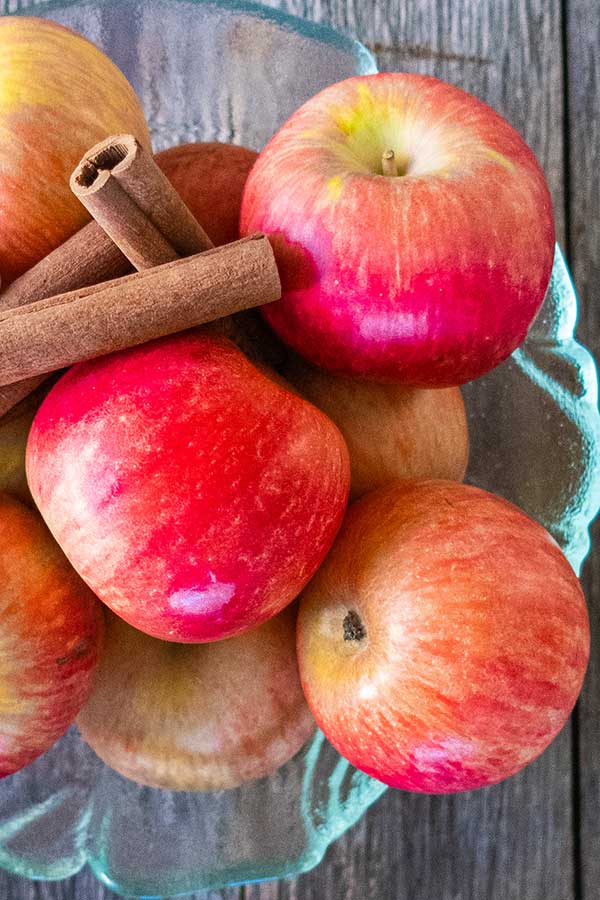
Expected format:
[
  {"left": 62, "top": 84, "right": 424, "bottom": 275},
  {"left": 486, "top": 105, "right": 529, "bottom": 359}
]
[
  {"left": 156, "top": 142, "right": 258, "bottom": 248},
  {"left": 26, "top": 330, "right": 350, "bottom": 643},
  {"left": 0, "top": 493, "right": 104, "bottom": 779},
  {"left": 0, "top": 382, "right": 52, "bottom": 506},
  {"left": 240, "top": 73, "right": 555, "bottom": 387},
  {"left": 0, "top": 17, "right": 150, "bottom": 285},
  {"left": 283, "top": 354, "right": 468, "bottom": 498},
  {"left": 156, "top": 141, "right": 288, "bottom": 370},
  {"left": 77, "top": 604, "right": 314, "bottom": 791},
  {"left": 297, "top": 480, "right": 589, "bottom": 793},
  {"left": 156, "top": 140, "right": 286, "bottom": 367}
]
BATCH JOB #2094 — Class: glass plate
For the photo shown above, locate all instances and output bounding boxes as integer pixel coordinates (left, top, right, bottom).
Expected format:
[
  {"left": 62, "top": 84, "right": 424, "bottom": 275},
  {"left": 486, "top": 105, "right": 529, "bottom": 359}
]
[{"left": 0, "top": 1, "right": 598, "bottom": 896}]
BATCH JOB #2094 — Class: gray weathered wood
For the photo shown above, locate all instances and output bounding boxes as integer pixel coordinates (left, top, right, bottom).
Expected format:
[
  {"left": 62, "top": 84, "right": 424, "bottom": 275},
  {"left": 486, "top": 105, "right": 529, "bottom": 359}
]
[
  {"left": 2, "top": 1, "right": 589, "bottom": 898},
  {"left": 564, "top": 1, "right": 600, "bottom": 898}
]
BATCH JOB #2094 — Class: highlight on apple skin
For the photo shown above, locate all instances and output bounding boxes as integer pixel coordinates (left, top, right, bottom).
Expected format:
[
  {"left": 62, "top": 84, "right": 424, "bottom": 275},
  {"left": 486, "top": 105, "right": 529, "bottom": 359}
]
[
  {"left": 26, "top": 331, "right": 350, "bottom": 644},
  {"left": 296, "top": 480, "right": 589, "bottom": 793},
  {"left": 0, "top": 493, "right": 104, "bottom": 779},
  {"left": 77, "top": 605, "right": 315, "bottom": 791},
  {"left": 282, "top": 353, "right": 469, "bottom": 498},
  {"left": 240, "top": 73, "right": 555, "bottom": 387},
  {"left": 0, "top": 16, "right": 150, "bottom": 285}
]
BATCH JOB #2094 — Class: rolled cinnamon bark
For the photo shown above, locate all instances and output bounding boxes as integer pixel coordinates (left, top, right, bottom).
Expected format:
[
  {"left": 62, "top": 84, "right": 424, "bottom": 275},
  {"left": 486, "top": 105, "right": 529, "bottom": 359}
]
[
  {"left": 0, "top": 235, "right": 281, "bottom": 386},
  {"left": 0, "top": 135, "right": 218, "bottom": 416},
  {"left": 70, "top": 134, "right": 213, "bottom": 268}
]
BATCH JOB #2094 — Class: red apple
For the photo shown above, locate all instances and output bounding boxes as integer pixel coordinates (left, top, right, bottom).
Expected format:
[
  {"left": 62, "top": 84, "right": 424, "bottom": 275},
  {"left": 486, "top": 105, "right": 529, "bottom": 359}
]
[
  {"left": 0, "top": 493, "right": 104, "bottom": 778},
  {"left": 297, "top": 480, "right": 589, "bottom": 793},
  {"left": 77, "top": 604, "right": 314, "bottom": 791},
  {"left": 0, "top": 17, "right": 150, "bottom": 285},
  {"left": 26, "top": 331, "right": 350, "bottom": 643},
  {"left": 283, "top": 354, "right": 468, "bottom": 498},
  {"left": 156, "top": 142, "right": 257, "bottom": 248},
  {"left": 240, "top": 73, "right": 555, "bottom": 386}
]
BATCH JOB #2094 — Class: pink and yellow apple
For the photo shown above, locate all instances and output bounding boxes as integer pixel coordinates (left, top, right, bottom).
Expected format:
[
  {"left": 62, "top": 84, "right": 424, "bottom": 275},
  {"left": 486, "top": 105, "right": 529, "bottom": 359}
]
[
  {"left": 0, "top": 17, "right": 150, "bottom": 285},
  {"left": 26, "top": 331, "right": 350, "bottom": 643},
  {"left": 77, "top": 604, "right": 314, "bottom": 791},
  {"left": 0, "top": 493, "right": 104, "bottom": 779},
  {"left": 297, "top": 480, "right": 589, "bottom": 793},
  {"left": 283, "top": 354, "right": 468, "bottom": 498},
  {"left": 241, "top": 73, "right": 555, "bottom": 386}
]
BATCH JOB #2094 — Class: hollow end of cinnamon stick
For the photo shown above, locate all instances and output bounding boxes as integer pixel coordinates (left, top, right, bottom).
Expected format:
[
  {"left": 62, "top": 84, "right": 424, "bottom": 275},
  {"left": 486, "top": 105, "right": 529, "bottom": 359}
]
[{"left": 71, "top": 134, "right": 139, "bottom": 194}]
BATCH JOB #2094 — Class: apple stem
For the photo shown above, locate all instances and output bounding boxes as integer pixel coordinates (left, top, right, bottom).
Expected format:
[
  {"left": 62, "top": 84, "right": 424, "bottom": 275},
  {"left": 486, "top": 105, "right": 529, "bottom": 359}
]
[
  {"left": 343, "top": 610, "right": 367, "bottom": 642},
  {"left": 382, "top": 149, "right": 399, "bottom": 177}
]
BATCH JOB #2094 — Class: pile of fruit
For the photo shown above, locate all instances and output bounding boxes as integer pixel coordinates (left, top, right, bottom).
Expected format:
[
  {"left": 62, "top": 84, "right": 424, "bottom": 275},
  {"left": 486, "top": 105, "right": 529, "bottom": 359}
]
[{"left": 0, "top": 17, "right": 589, "bottom": 797}]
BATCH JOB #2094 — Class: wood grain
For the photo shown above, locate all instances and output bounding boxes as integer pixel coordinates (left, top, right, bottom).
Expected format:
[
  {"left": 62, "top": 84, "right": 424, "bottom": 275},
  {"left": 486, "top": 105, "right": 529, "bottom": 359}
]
[
  {"left": 563, "top": 1, "right": 600, "bottom": 898},
  {"left": 1, "top": 1, "right": 591, "bottom": 899}
]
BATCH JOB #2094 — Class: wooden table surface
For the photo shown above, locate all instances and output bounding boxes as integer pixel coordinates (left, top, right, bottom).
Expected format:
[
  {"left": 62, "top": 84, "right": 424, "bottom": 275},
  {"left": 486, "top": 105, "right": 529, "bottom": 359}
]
[{"left": 2, "top": 0, "right": 599, "bottom": 898}]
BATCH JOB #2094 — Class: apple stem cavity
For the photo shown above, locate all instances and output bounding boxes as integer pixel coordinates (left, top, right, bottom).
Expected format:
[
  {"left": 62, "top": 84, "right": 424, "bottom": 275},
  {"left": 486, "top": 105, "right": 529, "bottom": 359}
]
[
  {"left": 343, "top": 609, "right": 367, "bottom": 642},
  {"left": 381, "top": 149, "right": 399, "bottom": 177}
]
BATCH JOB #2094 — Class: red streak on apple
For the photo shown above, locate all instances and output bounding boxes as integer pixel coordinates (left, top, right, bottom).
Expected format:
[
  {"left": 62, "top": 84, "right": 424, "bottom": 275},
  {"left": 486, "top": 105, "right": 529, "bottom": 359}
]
[
  {"left": 240, "top": 73, "right": 555, "bottom": 386},
  {"left": 297, "top": 480, "right": 589, "bottom": 793},
  {"left": 0, "top": 494, "right": 104, "bottom": 779},
  {"left": 26, "top": 331, "right": 350, "bottom": 643}
]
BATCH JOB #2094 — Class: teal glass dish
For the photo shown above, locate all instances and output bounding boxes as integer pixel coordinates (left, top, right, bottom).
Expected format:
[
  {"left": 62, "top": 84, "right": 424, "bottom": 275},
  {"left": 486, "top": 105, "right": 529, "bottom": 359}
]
[{"left": 0, "top": 1, "right": 599, "bottom": 896}]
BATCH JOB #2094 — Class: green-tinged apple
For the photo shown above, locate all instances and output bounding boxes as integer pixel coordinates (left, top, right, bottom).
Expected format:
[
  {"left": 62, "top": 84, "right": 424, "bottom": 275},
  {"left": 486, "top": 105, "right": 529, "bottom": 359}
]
[
  {"left": 77, "top": 605, "right": 315, "bottom": 791},
  {"left": 27, "top": 330, "right": 350, "bottom": 643},
  {"left": 297, "top": 480, "right": 589, "bottom": 793},
  {"left": 0, "top": 493, "right": 104, "bottom": 779},
  {"left": 241, "top": 73, "right": 555, "bottom": 386},
  {"left": 0, "top": 17, "right": 150, "bottom": 285},
  {"left": 0, "top": 384, "right": 51, "bottom": 505},
  {"left": 283, "top": 354, "right": 468, "bottom": 498}
]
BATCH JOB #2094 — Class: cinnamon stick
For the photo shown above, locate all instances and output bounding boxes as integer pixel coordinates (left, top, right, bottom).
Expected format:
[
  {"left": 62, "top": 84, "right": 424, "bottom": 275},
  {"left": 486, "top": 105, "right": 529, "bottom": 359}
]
[
  {"left": 0, "top": 135, "right": 216, "bottom": 416},
  {"left": 0, "top": 235, "right": 280, "bottom": 386},
  {"left": 0, "top": 222, "right": 135, "bottom": 415},
  {"left": 69, "top": 134, "right": 283, "bottom": 369},
  {"left": 0, "top": 378, "right": 48, "bottom": 416},
  {"left": 0, "top": 222, "right": 131, "bottom": 313},
  {"left": 70, "top": 134, "right": 213, "bottom": 269}
]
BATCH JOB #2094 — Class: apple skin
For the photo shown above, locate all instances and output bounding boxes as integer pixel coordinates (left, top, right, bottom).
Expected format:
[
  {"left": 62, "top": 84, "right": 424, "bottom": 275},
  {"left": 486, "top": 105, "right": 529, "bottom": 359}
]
[
  {"left": 283, "top": 354, "right": 468, "bottom": 498},
  {"left": 156, "top": 142, "right": 258, "bottom": 248},
  {"left": 240, "top": 73, "right": 555, "bottom": 387},
  {"left": 0, "top": 493, "right": 104, "bottom": 779},
  {"left": 297, "top": 480, "right": 589, "bottom": 793},
  {"left": 156, "top": 141, "right": 289, "bottom": 370},
  {"left": 77, "top": 604, "right": 315, "bottom": 791},
  {"left": 26, "top": 331, "right": 350, "bottom": 643},
  {"left": 0, "top": 384, "right": 51, "bottom": 506},
  {"left": 0, "top": 17, "right": 150, "bottom": 285}
]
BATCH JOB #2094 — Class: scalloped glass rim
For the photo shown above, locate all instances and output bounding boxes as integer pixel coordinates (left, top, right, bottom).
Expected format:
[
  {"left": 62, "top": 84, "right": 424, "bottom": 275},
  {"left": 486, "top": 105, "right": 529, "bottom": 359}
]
[
  {"left": 4, "top": 0, "right": 378, "bottom": 74},
  {"left": 0, "top": 1, "right": 598, "bottom": 896},
  {"left": 513, "top": 245, "right": 600, "bottom": 574}
]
